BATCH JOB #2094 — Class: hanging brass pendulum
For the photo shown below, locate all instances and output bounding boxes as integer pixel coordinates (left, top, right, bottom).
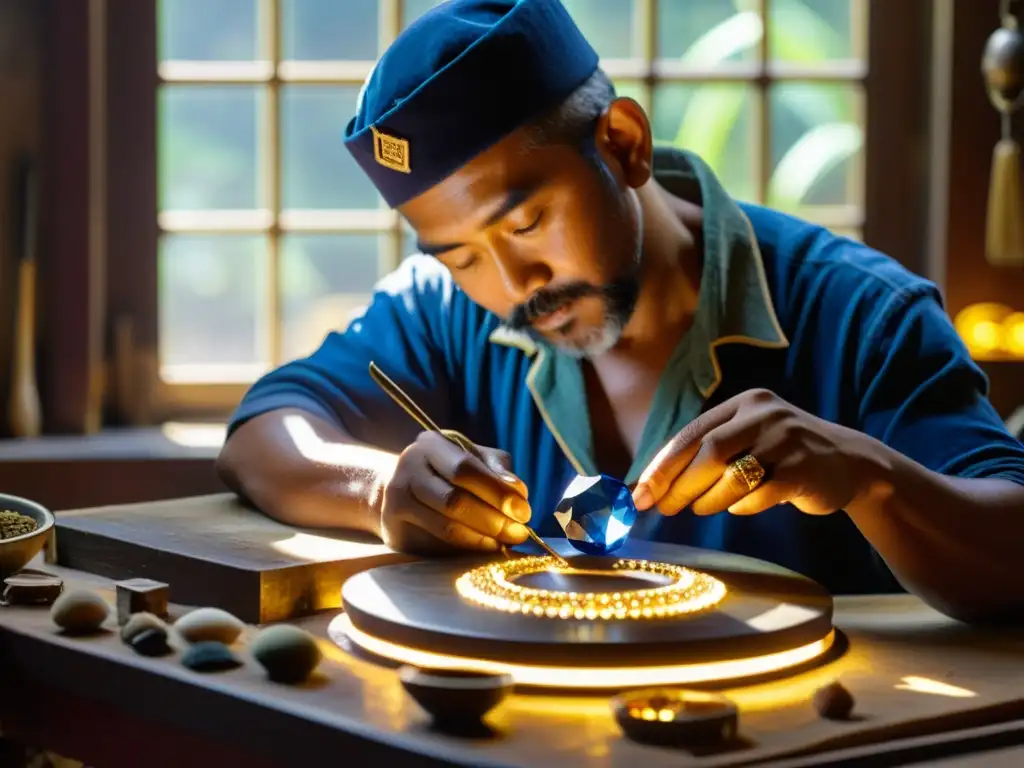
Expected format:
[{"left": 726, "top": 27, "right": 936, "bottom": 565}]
[{"left": 982, "top": 0, "right": 1024, "bottom": 267}]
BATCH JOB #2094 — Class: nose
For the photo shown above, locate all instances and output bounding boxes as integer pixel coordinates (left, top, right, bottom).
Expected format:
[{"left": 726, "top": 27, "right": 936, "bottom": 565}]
[{"left": 488, "top": 239, "right": 550, "bottom": 304}]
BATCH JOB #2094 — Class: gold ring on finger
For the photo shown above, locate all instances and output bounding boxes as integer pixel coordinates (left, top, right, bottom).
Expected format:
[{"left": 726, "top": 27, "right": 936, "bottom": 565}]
[{"left": 727, "top": 454, "right": 766, "bottom": 492}]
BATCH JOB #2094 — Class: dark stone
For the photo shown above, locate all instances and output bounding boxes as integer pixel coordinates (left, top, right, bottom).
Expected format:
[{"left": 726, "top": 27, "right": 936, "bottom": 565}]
[
  {"left": 250, "top": 625, "right": 322, "bottom": 684},
  {"left": 813, "top": 681, "right": 856, "bottom": 720},
  {"left": 131, "top": 627, "right": 171, "bottom": 657},
  {"left": 181, "top": 641, "right": 242, "bottom": 673},
  {"left": 3, "top": 572, "right": 63, "bottom": 606},
  {"left": 120, "top": 611, "right": 167, "bottom": 644}
]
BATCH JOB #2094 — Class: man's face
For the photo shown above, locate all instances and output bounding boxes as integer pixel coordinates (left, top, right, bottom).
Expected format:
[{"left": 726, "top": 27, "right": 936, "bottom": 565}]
[{"left": 399, "top": 99, "right": 653, "bottom": 358}]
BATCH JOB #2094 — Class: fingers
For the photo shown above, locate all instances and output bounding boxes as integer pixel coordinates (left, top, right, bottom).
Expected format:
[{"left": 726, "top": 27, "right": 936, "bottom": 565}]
[
  {"left": 408, "top": 469, "right": 530, "bottom": 547},
  {"left": 692, "top": 453, "right": 807, "bottom": 517},
  {"left": 726, "top": 482, "right": 796, "bottom": 516},
  {"left": 633, "top": 399, "right": 743, "bottom": 511},
  {"left": 440, "top": 430, "right": 530, "bottom": 499},
  {"left": 653, "top": 409, "right": 776, "bottom": 515},
  {"left": 689, "top": 460, "right": 763, "bottom": 516},
  {"left": 480, "top": 448, "right": 530, "bottom": 502},
  {"left": 657, "top": 441, "right": 721, "bottom": 516},
  {"left": 691, "top": 467, "right": 798, "bottom": 516},
  {"left": 651, "top": 403, "right": 794, "bottom": 518},
  {"left": 404, "top": 510, "right": 501, "bottom": 552},
  {"left": 418, "top": 432, "right": 531, "bottom": 523}
]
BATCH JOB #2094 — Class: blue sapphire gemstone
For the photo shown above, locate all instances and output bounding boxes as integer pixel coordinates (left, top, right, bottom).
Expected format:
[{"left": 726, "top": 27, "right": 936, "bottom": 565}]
[{"left": 553, "top": 474, "right": 638, "bottom": 555}]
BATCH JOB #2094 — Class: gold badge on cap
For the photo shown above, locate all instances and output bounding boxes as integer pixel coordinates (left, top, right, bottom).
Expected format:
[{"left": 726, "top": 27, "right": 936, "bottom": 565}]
[{"left": 370, "top": 125, "right": 411, "bottom": 174}]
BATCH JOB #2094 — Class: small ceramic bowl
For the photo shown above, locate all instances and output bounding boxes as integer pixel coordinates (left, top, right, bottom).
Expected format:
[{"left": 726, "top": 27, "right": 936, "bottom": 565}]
[
  {"left": 0, "top": 494, "right": 55, "bottom": 580},
  {"left": 398, "top": 666, "right": 513, "bottom": 726},
  {"left": 612, "top": 688, "right": 739, "bottom": 747}
]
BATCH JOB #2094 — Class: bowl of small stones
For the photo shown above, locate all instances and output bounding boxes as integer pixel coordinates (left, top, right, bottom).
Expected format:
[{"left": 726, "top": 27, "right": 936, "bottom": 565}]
[{"left": 0, "top": 494, "right": 54, "bottom": 579}]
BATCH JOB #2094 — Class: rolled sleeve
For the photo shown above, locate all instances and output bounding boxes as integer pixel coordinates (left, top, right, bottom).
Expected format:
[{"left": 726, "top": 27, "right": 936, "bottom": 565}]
[
  {"left": 228, "top": 256, "right": 460, "bottom": 453},
  {"left": 857, "top": 287, "right": 1024, "bottom": 486}
]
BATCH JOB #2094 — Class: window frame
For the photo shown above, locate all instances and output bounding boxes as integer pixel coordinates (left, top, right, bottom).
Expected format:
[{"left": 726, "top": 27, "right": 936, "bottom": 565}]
[{"left": 90, "top": 0, "right": 939, "bottom": 424}]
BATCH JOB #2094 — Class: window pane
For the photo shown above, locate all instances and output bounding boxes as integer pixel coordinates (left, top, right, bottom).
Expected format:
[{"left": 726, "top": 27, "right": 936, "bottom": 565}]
[
  {"left": 653, "top": 83, "right": 758, "bottom": 204},
  {"left": 402, "top": 219, "right": 424, "bottom": 259},
  {"left": 403, "top": 0, "right": 443, "bottom": 28},
  {"left": 613, "top": 80, "right": 647, "bottom": 112},
  {"left": 159, "top": 86, "right": 264, "bottom": 211},
  {"left": 281, "top": 235, "right": 384, "bottom": 361},
  {"left": 770, "top": 0, "right": 863, "bottom": 63},
  {"left": 562, "top": 0, "right": 636, "bottom": 59},
  {"left": 281, "top": 86, "right": 379, "bottom": 210},
  {"left": 658, "top": 0, "right": 756, "bottom": 62},
  {"left": 282, "top": 0, "right": 379, "bottom": 61},
  {"left": 768, "top": 83, "right": 863, "bottom": 211},
  {"left": 159, "top": 235, "right": 268, "bottom": 369},
  {"left": 158, "top": 0, "right": 260, "bottom": 61}
]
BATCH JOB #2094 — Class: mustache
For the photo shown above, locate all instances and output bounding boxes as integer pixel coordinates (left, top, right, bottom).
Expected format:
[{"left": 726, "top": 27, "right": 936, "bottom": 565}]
[{"left": 506, "top": 282, "right": 603, "bottom": 330}]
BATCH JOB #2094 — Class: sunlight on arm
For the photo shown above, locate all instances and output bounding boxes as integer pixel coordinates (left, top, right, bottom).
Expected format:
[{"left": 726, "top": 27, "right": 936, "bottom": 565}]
[{"left": 282, "top": 412, "right": 399, "bottom": 478}]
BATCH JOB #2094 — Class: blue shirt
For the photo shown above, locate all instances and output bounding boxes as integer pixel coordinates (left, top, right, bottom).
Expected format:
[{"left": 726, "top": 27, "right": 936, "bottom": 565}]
[{"left": 230, "top": 149, "right": 1024, "bottom": 594}]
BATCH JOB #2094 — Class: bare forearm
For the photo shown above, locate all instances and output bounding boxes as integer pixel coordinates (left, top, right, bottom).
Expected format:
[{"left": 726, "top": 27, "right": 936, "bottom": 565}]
[
  {"left": 216, "top": 408, "right": 398, "bottom": 536},
  {"left": 846, "top": 435, "right": 1024, "bottom": 622}
]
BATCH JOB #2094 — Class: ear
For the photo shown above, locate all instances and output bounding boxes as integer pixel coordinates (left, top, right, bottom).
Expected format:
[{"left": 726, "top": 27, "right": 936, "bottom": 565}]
[{"left": 593, "top": 97, "right": 653, "bottom": 189}]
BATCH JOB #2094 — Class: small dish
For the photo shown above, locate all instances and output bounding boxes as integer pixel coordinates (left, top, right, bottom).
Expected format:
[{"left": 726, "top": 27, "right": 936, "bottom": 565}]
[
  {"left": 612, "top": 688, "right": 738, "bottom": 747},
  {"left": 398, "top": 665, "right": 513, "bottom": 726},
  {"left": 0, "top": 495, "right": 55, "bottom": 580}
]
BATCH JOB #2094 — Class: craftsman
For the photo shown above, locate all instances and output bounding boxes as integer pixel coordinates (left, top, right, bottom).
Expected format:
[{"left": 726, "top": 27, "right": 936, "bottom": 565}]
[{"left": 217, "top": 0, "right": 1024, "bottom": 622}]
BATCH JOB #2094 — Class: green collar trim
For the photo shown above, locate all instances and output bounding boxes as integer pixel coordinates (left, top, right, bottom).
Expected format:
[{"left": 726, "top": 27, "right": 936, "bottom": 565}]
[{"left": 659, "top": 149, "right": 790, "bottom": 398}]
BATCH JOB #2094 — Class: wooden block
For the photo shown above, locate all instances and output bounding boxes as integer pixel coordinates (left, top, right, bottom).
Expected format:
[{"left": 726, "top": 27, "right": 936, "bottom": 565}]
[
  {"left": 54, "top": 494, "right": 413, "bottom": 623},
  {"left": 115, "top": 578, "right": 169, "bottom": 623}
]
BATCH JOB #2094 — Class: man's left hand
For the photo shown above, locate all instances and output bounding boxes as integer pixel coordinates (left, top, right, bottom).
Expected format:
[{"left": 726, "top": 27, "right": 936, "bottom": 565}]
[{"left": 632, "top": 388, "right": 877, "bottom": 517}]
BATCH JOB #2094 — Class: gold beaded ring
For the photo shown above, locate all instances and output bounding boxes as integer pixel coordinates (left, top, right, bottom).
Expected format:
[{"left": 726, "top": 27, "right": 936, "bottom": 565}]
[{"left": 455, "top": 556, "right": 727, "bottom": 621}]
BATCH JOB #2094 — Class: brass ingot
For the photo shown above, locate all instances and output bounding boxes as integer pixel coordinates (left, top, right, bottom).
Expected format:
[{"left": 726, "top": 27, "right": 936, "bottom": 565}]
[{"left": 983, "top": 24, "right": 1024, "bottom": 111}]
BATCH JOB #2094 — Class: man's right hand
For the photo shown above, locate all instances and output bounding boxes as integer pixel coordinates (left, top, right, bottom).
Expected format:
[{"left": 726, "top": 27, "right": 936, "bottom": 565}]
[{"left": 377, "top": 431, "right": 532, "bottom": 555}]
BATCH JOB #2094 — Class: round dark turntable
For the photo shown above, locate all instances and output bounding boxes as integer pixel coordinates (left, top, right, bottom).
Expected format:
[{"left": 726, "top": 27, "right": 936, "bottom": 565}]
[{"left": 329, "top": 540, "right": 839, "bottom": 692}]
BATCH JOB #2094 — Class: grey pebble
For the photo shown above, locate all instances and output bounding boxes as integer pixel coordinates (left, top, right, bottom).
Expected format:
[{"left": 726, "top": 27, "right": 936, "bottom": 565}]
[{"left": 181, "top": 641, "right": 242, "bottom": 672}]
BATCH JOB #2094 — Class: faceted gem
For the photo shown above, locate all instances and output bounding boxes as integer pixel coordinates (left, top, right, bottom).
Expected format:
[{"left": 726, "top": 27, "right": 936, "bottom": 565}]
[{"left": 553, "top": 474, "right": 638, "bottom": 555}]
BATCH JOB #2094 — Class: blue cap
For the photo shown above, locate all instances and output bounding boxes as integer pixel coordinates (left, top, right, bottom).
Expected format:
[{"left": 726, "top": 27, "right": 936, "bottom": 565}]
[{"left": 343, "top": 0, "right": 601, "bottom": 208}]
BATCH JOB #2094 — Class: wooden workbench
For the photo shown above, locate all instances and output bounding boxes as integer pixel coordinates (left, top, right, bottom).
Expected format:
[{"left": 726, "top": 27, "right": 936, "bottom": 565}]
[{"left": 1, "top": 545, "right": 1024, "bottom": 766}]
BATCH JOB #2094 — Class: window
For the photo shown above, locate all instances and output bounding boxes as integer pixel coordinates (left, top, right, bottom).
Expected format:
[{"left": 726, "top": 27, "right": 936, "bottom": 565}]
[{"left": 150, "top": 0, "right": 895, "bottom": 415}]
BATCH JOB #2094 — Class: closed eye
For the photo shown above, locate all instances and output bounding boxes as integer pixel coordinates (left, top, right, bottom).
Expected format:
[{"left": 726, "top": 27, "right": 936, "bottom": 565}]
[
  {"left": 513, "top": 210, "right": 543, "bottom": 235},
  {"left": 451, "top": 253, "right": 479, "bottom": 271}
]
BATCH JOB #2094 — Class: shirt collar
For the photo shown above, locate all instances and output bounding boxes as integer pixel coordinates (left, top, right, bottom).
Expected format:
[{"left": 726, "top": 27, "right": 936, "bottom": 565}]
[
  {"left": 655, "top": 148, "right": 790, "bottom": 397},
  {"left": 489, "top": 147, "right": 788, "bottom": 398}
]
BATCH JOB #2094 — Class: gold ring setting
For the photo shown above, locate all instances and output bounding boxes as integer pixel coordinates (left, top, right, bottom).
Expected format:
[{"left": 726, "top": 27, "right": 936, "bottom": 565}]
[
  {"left": 455, "top": 556, "right": 727, "bottom": 621},
  {"left": 728, "top": 454, "right": 767, "bottom": 492}
]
